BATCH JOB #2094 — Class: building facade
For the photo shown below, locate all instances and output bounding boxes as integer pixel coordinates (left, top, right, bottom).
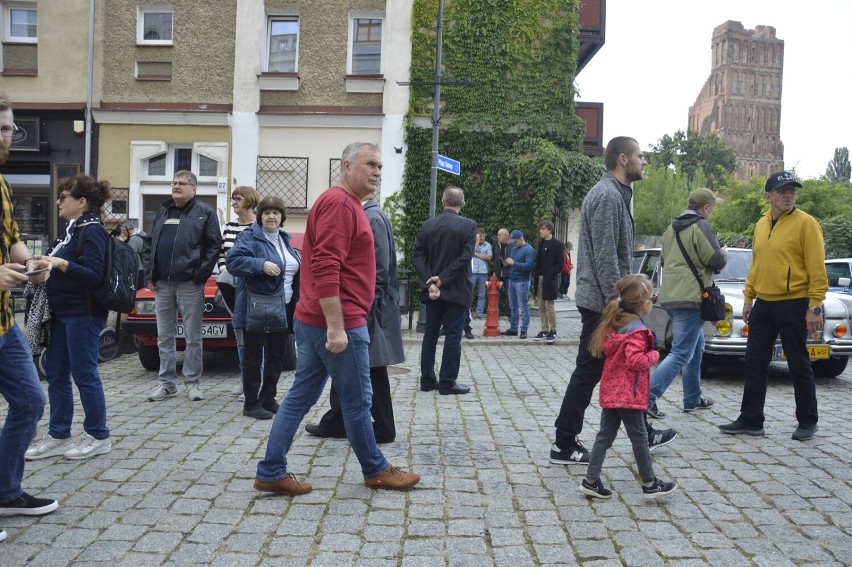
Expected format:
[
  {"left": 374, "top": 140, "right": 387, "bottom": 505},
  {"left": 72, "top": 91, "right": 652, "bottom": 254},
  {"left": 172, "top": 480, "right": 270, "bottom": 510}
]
[{"left": 688, "top": 20, "right": 785, "bottom": 182}]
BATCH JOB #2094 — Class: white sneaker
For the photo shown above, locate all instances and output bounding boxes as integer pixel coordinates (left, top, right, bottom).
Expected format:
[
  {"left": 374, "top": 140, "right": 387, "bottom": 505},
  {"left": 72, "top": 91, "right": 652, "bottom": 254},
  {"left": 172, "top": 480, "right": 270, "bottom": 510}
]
[
  {"left": 148, "top": 385, "right": 178, "bottom": 401},
  {"left": 25, "top": 434, "right": 74, "bottom": 461},
  {"left": 238, "top": 393, "right": 245, "bottom": 402},
  {"left": 230, "top": 382, "right": 243, "bottom": 396},
  {"left": 0, "top": 528, "right": 6, "bottom": 542},
  {"left": 187, "top": 384, "right": 204, "bottom": 401},
  {"left": 64, "top": 434, "right": 111, "bottom": 460}
]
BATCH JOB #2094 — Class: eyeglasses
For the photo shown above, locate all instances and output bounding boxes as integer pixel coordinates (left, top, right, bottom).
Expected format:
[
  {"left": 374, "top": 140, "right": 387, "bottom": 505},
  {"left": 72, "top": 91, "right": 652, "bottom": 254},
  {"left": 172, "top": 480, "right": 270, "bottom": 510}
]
[
  {"left": 59, "top": 192, "right": 74, "bottom": 202},
  {"left": 171, "top": 181, "right": 193, "bottom": 187},
  {"left": 230, "top": 196, "right": 243, "bottom": 201},
  {"left": 0, "top": 124, "right": 18, "bottom": 138},
  {"left": 773, "top": 187, "right": 799, "bottom": 195}
]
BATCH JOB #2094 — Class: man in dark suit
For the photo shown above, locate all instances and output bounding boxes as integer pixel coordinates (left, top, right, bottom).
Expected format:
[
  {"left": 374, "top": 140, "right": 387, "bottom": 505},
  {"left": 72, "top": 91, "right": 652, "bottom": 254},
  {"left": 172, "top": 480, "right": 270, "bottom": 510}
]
[
  {"left": 492, "top": 228, "right": 511, "bottom": 317},
  {"left": 414, "top": 186, "right": 478, "bottom": 395}
]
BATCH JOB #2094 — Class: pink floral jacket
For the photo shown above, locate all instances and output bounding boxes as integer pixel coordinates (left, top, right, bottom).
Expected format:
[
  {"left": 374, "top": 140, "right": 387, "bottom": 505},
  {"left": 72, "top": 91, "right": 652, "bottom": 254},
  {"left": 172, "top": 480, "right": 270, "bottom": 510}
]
[{"left": 599, "top": 320, "right": 659, "bottom": 410}]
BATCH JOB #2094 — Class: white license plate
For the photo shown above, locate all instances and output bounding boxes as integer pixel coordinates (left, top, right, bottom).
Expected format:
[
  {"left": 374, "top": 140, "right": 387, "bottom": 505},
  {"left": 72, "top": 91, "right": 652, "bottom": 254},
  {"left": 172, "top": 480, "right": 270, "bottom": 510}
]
[
  {"left": 176, "top": 323, "right": 227, "bottom": 338},
  {"left": 775, "top": 344, "right": 830, "bottom": 360}
]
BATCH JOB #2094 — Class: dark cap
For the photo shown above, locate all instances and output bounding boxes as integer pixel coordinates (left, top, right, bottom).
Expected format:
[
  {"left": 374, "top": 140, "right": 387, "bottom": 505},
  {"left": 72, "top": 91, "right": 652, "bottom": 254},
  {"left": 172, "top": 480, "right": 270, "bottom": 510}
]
[
  {"left": 508, "top": 229, "right": 523, "bottom": 244},
  {"left": 765, "top": 171, "right": 803, "bottom": 192}
]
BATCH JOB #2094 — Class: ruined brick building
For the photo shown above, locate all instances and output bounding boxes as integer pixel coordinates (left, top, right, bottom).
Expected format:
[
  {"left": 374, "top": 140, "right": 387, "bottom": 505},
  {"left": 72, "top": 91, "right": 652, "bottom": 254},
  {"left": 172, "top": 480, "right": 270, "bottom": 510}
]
[{"left": 688, "top": 21, "right": 785, "bottom": 182}]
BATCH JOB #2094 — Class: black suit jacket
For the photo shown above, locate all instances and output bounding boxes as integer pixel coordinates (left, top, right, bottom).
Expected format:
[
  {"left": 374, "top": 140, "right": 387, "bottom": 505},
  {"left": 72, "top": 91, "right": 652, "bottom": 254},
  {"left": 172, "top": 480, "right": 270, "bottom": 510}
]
[{"left": 412, "top": 209, "right": 478, "bottom": 307}]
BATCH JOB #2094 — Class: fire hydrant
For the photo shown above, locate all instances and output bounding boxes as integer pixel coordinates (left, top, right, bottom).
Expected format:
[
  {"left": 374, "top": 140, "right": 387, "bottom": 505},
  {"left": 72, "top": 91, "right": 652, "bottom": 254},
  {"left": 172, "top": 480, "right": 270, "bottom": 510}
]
[{"left": 484, "top": 274, "right": 503, "bottom": 337}]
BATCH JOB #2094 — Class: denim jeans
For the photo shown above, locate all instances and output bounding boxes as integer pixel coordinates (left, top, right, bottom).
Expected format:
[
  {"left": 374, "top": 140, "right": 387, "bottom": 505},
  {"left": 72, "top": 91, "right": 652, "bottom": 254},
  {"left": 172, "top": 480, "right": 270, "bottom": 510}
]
[
  {"left": 508, "top": 278, "right": 530, "bottom": 332},
  {"left": 471, "top": 273, "right": 488, "bottom": 318},
  {"left": 740, "top": 298, "right": 818, "bottom": 428},
  {"left": 155, "top": 279, "right": 204, "bottom": 387},
  {"left": 44, "top": 314, "right": 109, "bottom": 440},
  {"left": 0, "top": 324, "right": 45, "bottom": 502},
  {"left": 257, "top": 321, "right": 388, "bottom": 480},
  {"left": 420, "top": 300, "right": 467, "bottom": 389},
  {"left": 586, "top": 408, "right": 655, "bottom": 484},
  {"left": 650, "top": 308, "right": 705, "bottom": 408}
]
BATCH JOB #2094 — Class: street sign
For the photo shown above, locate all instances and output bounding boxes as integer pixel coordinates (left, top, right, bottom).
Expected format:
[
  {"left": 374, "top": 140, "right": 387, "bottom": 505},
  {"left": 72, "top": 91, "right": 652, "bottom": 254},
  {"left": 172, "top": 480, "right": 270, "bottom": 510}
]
[{"left": 436, "top": 154, "right": 461, "bottom": 175}]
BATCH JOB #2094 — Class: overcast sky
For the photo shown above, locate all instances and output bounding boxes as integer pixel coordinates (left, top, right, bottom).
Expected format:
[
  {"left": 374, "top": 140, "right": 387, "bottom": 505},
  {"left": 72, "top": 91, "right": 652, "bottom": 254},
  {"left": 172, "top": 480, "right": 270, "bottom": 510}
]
[{"left": 575, "top": 0, "right": 852, "bottom": 180}]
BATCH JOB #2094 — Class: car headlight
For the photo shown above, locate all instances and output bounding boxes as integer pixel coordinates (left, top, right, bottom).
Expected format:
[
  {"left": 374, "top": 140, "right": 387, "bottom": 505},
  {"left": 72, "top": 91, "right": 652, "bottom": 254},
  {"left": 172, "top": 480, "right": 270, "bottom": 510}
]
[
  {"left": 834, "top": 323, "right": 848, "bottom": 338},
  {"left": 742, "top": 324, "right": 749, "bottom": 337},
  {"left": 724, "top": 303, "right": 733, "bottom": 318},
  {"left": 134, "top": 301, "right": 156, "bottom": 316},
  {"left": 715, "top": 319, "right": 732, "bottom": 336}
]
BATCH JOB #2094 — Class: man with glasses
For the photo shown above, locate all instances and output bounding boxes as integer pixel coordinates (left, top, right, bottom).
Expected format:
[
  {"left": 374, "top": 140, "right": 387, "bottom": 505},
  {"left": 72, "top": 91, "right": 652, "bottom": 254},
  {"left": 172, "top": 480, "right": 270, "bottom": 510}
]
[
  {"left": 720, "top": 171, "right": 827, "bottom": 441},
  {"left": 142, "top": 171, "right": 222, "bottom": 402},
  {"left": 0, "top": 94, "right": 59, "bottom": 540}
]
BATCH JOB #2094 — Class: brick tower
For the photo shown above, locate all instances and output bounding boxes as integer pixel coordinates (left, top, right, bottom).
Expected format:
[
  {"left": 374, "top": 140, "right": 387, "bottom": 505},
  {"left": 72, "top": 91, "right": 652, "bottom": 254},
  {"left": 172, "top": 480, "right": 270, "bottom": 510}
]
[{"left": 688, "top": 21, "right": 785, "bottom": 182}]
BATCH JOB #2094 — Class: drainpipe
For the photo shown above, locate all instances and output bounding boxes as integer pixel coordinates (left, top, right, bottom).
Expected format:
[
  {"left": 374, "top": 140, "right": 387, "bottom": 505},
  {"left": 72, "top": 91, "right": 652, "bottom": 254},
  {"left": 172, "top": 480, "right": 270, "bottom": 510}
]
[{"left": 84, "top": 0, "right": 95, "bottom": 174}]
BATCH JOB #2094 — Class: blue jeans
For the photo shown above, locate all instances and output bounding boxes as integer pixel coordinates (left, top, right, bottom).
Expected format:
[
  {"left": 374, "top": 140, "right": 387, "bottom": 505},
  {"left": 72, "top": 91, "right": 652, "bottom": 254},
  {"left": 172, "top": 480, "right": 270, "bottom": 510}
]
[
  {"left": 0, "top": 324, "right": 45, "bottom": 502},
  {"left": 508, "top": 278, "right": 530, "bottom": 332},
  {"left": 257, "top": 321, "right": 388, "bottom": 480},
  {"left": 44, "top": 314, "right": 109, "bottom": 440},
  {"left": 650, "top": 308, "right": 705, "bottom": 408},
  {"left": 471, "top": 273, "right": 487, "bottom": 317},
  {"left": 155, "top": 280, "right": 204, "bottom": 387},
  {"left": 420, "top": 300, "right": 467, "bottom": 389}
]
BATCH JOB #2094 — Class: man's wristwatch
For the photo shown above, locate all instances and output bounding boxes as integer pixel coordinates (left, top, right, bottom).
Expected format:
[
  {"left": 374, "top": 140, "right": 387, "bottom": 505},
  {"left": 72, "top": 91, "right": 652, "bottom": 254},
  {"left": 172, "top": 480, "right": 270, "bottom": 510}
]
[{"left": 809, "top": 306, "right": 822, "bottom": 315}]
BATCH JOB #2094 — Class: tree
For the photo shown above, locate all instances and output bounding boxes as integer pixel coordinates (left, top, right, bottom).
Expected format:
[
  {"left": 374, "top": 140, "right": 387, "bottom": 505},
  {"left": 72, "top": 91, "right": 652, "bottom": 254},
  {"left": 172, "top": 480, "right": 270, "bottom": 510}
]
[
  {"left": 650, "top": 130, "right": 737, "bottom": 189},
  {"left": 825, "top": 147, "right": 851, "bottom": 186}
]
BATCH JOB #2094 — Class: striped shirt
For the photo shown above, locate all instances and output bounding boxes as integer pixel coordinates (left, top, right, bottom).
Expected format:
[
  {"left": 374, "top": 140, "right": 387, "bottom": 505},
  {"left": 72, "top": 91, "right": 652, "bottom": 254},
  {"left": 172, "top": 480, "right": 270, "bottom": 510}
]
[
  {"left": 0, "top": 175, "right": 22, "bottom": 336},
  {"left": 218, "top": 221, "right": 253, "bottom": 270}
]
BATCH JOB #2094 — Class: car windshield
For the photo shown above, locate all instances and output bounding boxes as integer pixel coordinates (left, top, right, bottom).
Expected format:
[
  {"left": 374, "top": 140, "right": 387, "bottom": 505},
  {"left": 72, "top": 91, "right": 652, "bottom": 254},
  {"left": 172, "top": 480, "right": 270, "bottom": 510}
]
[{"left": 715, "top": 249, "right": 752, "bottom": 282}]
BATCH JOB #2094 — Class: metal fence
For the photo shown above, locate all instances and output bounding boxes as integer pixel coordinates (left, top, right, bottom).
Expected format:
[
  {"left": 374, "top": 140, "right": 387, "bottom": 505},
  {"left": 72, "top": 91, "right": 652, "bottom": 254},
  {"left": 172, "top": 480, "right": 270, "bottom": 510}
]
[
  {"left": 257, "top": 156, "right": 309, "bottom": 208},
  {"left": 104, "top": 187, "right": 130, "bottom": 228},
  {"left": 329, "top": 158, "right": 341, "bottom": 187}
]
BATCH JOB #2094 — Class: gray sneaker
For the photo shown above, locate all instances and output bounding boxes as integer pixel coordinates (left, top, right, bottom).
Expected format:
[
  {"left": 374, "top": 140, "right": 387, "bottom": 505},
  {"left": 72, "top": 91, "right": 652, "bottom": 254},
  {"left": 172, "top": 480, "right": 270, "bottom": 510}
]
[
  {"left": 25, "top": 434, "right": 74, "bottom": 461},
  {"left": 64, "top": 434, "right": 112, "bottom": 460},
  {"left": 148, "top": 385, "right": 178, "bottom": 401},
  {"left": 187, "top": 384, "right": 204, "bottom": 401},
  {"left": 230, "top": 382, "right": 244, "bottom": 396}
]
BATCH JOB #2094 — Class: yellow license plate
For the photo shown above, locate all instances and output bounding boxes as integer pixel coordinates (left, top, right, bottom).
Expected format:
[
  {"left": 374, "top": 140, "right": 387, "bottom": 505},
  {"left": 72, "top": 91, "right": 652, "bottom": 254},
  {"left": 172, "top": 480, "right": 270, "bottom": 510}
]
[{"left": 775, "top": 345, "right": 830, "bottom": 360}]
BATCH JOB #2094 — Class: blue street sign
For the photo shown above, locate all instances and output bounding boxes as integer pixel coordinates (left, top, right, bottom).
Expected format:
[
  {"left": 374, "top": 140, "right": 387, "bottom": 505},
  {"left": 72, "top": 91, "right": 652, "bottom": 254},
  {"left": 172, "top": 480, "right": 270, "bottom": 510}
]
[{"left": 436, "top": 154, "right": 461, "bottom": 175}]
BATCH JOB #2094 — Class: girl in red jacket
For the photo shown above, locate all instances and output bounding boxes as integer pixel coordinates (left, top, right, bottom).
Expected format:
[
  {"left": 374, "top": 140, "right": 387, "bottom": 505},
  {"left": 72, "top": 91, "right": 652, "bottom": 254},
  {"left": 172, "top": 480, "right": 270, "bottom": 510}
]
[{"left": 579, "top": 274, "right": 678, "bottom": 500}]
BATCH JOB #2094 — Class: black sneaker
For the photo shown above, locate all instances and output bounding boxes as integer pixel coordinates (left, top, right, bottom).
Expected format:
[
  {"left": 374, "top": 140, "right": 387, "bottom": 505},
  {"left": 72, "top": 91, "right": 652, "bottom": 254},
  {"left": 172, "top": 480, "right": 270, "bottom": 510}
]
[
  {"left": 647, "top": 401, "right": 666, "bottom": 419},
  {"left": 719, "top": 420, "right": 765, "bottom": 436},
  {"left": 683, "top": 397, "right": 715, "bottom": 412},
  {"left": 791, "top": 423, "right": 818, "bottom": 441},
  {"left": 501, "top": 329, "right": 518, "bottom": 336},
  {"left": 0, "top": 492, "right": 58, "bottom": 516},
  {"left": 648, "top": 428, "right": 677, "bottom": 452},
  {"left": 532, "top": 331, "right": 548, "bottom": 341},
  {"left": 519, "top": 331, "right": 528, "bottom": 339},
  {"left": 549, "top": 442, "right": 589, "bottom": 465},
  {"left": 580, "top": 478, "right": 613, "bottom": 500},
  {"left": 642, "top": 478, "right": 677, "bottom": 499},
  {"left": 545, "top": 332, "right": 557, "bottom": 344},
  {"left": 464, "top": 329, "right": 475, "bottom": 339}
]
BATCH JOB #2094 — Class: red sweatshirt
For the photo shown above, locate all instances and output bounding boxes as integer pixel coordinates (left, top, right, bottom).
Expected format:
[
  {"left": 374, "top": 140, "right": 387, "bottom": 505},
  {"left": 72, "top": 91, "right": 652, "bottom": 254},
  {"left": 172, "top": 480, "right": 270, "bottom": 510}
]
[{"left": 295, "top": 186, "right": 376, "bottom": 329}]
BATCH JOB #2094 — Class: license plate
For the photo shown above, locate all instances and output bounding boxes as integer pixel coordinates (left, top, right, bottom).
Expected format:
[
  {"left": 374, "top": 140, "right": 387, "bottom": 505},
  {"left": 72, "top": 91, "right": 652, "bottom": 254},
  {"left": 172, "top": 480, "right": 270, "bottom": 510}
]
[
  {"left": 775, "top": 344, "right": 830, "bottom": 360},
  {"left": 176, "top": 323, "right": 227, "bottom": 338}
]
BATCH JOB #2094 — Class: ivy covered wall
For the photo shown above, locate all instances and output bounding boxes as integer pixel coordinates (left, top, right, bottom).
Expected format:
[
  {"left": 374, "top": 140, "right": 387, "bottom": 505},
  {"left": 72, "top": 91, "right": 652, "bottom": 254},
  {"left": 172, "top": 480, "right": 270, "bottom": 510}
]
[{"left": 396, "top": 0, "right": 604, "bottom": 267}]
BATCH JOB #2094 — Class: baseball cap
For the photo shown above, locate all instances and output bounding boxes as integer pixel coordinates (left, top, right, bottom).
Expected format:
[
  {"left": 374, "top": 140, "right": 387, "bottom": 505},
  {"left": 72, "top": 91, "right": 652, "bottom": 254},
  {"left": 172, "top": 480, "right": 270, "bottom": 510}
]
[
  {"left": 508, "top": 229, "right": 523, "bottom": 244},
  {"left": 765, "top": 171, "right": 802, "bottom": 192},
  {"left": 688, "top": 187, "right": 723, "bottom": 209}
]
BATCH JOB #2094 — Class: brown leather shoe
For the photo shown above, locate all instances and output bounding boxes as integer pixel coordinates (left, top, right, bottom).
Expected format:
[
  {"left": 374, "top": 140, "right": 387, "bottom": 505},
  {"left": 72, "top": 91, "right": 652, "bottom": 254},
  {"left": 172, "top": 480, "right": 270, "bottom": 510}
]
[
  {"left": 254, "top": 473, "right": 312, "bottom": 496},
  {"left": 364, "top": 465, "right": 420, "bottom": 491}
]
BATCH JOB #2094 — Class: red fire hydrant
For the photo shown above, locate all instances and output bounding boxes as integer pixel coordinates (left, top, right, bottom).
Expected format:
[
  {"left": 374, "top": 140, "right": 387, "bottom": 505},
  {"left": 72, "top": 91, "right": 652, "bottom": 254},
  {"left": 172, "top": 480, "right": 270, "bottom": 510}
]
[{"left": 484, "top": 274, "right": 503, "bottom": 337}]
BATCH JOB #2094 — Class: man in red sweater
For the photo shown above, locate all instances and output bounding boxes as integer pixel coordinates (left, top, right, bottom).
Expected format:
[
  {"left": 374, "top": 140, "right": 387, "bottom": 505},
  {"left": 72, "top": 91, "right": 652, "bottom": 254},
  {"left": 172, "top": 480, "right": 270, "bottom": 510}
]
[{"left": 254, "top": 142, "right": 419, "bottom": 495}]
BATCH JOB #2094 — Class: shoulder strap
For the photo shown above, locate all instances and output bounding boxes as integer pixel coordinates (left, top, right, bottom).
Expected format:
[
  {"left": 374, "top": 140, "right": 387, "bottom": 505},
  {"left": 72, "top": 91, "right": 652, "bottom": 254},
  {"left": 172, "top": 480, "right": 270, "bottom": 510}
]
[{"left": 674, "top": 230, "right": 705, "bottom": 290}]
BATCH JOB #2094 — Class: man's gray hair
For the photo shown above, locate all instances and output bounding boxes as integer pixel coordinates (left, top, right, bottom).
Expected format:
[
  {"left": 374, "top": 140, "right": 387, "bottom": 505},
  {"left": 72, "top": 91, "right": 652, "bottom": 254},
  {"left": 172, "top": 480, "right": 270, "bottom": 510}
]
[
  {"left": 342, "top": 142, "right": 380, "bottom": 163},
  {"left": 0, "top": 93, "right": 11, "bottom": 112},
  {"left": 442, "top": 186, "right": 465, "bottom": 207},
  {"left": 174, "top": 170, "right": 197, "bottom": 187}
]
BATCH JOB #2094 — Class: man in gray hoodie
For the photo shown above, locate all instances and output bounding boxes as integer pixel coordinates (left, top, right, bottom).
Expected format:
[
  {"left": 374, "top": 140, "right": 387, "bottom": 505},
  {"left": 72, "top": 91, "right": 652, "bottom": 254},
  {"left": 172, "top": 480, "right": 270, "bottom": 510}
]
[{"left": 549, "top": 136, "right": 677, "bottom": 465}]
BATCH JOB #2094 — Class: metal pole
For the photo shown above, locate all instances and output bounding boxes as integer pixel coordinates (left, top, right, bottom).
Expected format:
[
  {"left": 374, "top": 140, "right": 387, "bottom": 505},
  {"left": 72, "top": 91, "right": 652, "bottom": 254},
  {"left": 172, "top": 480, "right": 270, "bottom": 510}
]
[
  {"left": 428, "top": 0, "right": 444, "bottom": 220},
  {"left": 84, "top": 0, "right": 95, "bottom": 174}
]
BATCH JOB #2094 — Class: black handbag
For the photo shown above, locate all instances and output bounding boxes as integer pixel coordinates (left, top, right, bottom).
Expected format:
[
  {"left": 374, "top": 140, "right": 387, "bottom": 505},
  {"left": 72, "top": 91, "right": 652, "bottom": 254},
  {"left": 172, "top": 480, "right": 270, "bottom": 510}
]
[
  {"left": 674, "top": 231, "right": 726, "bottom": 321},
  {"left": 245, "top": 283, "right": 288, "bottom": 333}
]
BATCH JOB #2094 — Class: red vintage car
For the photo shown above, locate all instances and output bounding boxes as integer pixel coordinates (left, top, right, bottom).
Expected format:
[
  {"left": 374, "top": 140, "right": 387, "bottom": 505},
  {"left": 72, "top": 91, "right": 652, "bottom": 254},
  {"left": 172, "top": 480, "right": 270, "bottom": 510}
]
[{"left": 124, "top": 232, "right": 303, "bottom": 372}]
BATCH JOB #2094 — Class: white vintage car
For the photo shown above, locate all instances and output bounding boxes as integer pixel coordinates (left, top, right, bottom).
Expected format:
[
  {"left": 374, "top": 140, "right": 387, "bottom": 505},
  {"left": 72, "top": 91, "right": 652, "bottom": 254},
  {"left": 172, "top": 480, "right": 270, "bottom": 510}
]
[{"left": 633, "top": 247, "right": 852, "bottom": 378}]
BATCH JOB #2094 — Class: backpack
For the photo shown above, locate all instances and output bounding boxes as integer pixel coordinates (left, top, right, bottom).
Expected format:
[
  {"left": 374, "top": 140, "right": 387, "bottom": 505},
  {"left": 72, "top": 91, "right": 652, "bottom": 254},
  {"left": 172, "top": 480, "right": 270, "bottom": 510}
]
[
  {"left": 561, "top": 250, "right": 573, "bottom": 274},
  {"left": 76, "top": 224, "right": 139, "bottom": 314}
]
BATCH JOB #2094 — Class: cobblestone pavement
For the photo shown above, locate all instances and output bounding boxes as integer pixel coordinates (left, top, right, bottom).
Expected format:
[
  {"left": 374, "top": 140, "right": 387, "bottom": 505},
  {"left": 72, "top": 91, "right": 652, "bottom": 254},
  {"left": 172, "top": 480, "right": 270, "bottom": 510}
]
[{"left": 2, "top": 305, "right": 851, "bottom": 566}]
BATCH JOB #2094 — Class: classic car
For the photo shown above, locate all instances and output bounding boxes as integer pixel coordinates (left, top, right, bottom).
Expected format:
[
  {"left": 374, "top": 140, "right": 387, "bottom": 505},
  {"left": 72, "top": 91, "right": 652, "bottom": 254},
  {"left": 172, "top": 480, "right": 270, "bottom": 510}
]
[
  {"left": 634, "top": 247, "right": 852, "bottom": 377},
  {"left": 124, "top": 232, "right": 303, "bottom": 372},
  {"left": 825, "top": 258, "right": 852, "bottom": 295}
]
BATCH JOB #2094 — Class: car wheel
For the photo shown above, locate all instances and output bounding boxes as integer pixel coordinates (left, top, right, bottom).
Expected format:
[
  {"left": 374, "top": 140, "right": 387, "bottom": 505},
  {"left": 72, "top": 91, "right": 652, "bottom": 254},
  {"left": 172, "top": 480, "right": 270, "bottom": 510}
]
[
  {"left": 35, "top": 348, "right": 47, "bottom": 381},
  {"left": 811, "top": 356, "right": 848, "bottom": 378},
  {"left": 282, "top": 333, "right": 297, "bottom": 371},
  {"left": 137, "top": 343, "right": 160, "bottom": 371}
]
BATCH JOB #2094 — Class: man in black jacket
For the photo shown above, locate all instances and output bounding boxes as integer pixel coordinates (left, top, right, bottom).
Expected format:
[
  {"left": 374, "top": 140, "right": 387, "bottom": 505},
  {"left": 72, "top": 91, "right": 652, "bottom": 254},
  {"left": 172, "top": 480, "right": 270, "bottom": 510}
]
[
  {"left": 492, "top": 228, "right": 511, "bottom": 317},
  {"left": 532, "top": 221, "right": 563, "bottom": 344},
  {"left": 142, "top": 170, "right": 222, "bottom": 402},
  {"left": 414, "top": 187, "right": 478, "bottom": 395}
]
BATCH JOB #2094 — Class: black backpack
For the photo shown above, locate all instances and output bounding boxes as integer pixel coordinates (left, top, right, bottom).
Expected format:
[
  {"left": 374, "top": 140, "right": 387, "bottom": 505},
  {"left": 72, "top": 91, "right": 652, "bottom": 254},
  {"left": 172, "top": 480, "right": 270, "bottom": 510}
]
[{"left": 76, "top": 224, "right": 139, "bottom": 314}]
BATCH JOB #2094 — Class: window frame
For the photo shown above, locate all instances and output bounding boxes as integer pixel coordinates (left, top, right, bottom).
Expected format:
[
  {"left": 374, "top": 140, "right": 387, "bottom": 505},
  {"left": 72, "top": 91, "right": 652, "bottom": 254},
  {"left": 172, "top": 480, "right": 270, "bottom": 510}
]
[
  {"left": 263, "top": 12, "right": 300, "bottom": 74},
  {"left": 346, "top": 10, "right": 384, "bottom": 76},
  {"left": 4, "top": 2, "right": 38, "bottom": 44},
  {"left": 137, "top": 4, "right": 174, "bottom": 46},
  {"left": 141, "top": 145, "right": 222, "bottom": 183}
]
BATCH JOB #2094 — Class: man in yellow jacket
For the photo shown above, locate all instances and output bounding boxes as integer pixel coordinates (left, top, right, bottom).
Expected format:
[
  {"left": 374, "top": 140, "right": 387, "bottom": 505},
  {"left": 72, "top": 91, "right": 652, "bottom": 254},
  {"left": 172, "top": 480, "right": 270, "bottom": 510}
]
[{"left": 720, "top": 171, "right": 827, "bottom": 441}]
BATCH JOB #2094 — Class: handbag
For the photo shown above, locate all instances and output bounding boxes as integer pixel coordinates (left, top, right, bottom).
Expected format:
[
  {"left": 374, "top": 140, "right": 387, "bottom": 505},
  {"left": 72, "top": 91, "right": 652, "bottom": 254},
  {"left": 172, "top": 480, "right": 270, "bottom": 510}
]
[
  {"left": 245, "top": 283, "right": 288, "bottom": 333},
  {"left": 674, "top": 231, "right": 726, "bottom": 321}
]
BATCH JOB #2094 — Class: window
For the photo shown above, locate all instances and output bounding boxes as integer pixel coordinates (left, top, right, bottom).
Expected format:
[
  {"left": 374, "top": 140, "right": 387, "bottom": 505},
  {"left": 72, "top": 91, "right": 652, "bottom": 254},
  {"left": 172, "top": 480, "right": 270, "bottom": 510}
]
[
  {"left": 137, "top": 5, "right": 173, "bottom": 45},
  {"left": 198, "top": 155, "right": 218, "bottom": 177},
  {"left": 5, "top": 3, "right": 37, "bottom": 43},
  {"left": 348, "top": 12, "right": 383, "bottom": 75},
  {"left": 147, "top": 153, "right": 166, "bottom": 176},
  {"left": 265, "top": 15, "right": 299, "bottom": 73},
  {"left": 141, "top": 145, "right": 223, "bottom": 182}
]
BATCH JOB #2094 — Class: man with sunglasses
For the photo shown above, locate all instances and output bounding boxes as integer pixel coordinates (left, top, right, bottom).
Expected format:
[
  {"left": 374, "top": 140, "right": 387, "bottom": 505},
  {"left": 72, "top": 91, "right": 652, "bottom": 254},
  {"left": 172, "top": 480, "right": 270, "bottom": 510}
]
[{"left": 720, "top": 171, "right": 827, "bottom": 441}]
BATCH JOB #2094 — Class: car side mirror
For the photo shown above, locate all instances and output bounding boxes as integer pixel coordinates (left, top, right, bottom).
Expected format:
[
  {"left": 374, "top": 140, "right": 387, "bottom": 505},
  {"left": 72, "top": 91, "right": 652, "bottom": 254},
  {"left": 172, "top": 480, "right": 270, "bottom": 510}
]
[{"left": 839, "top": 277, "right": 851, "bottom": 290}]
